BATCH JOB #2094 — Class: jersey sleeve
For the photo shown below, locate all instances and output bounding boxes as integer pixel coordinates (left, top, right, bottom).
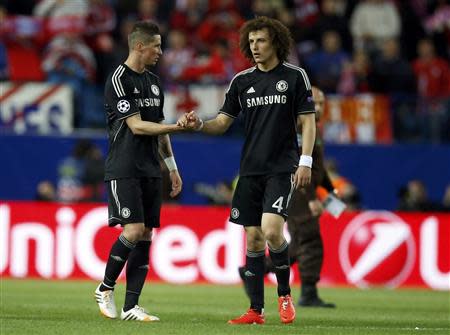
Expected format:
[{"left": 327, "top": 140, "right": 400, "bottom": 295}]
[
  {"left": 296, "top": 70, "right": 315, "bottom": 115},
  {"left": 219, "top": 77, "right": 240, "bottom": 118},
  {"left": 106, "top": 67, "right": 140, "bottom": 120}
]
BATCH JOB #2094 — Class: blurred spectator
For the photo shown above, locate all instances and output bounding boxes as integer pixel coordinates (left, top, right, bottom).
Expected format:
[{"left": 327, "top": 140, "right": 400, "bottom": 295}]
[
  {"left": 424, "top": 0, "right": 450, "bottom": 59},
  {"left": 196, "top": 0, "right": 243, "bottom": 47},
  {"left": 41, "top": 34, "right": 101, "bottom": 127},
  {"left": 57, "top": 139, "right": 105, "bottom": 202},
  {"left": 0, "top": 6, "right": 46, "bottom": 81},
  {"left": 311, "top": 0, "right": 352, "bottom": 52},
  {"left": 371, "top": 38, "right": 416, "bottom": 94},
  {"left": 33, "top": 0, "right": 89, "bottom": 18},
  {"left": 160, "top": 29, "right": 195, "bottom": 86},
  {"left": 178, "top": 36, "right": 249, "bottom": 85},
  {"left": 304, "top": 30, "right": 350, "bottom": 93},
  {"left": 412, "top": 38, "right": 450, "bottom": 99},
  {"left": 397, "top": 1, "right": 425, "bottom": 60},
  {"left": 135, "top": 0, "right": 168, "bottom": 36},
  {"left": 275, "top": 6, "right": 300, "bottom": 65},
  {"left": 170, "top": 0, "right": 207, "bottom": 36},
  {"left": 337, "top": 49, "right": 373, "bottom": 95},
  {"left": 106, "top": 14, "right": 135, "bottom": 70},
  {"left": 35, "top": 180, "right": 56, "bottom": 201},
  {"left": 412, "top": 38, "right": 450, "bottom": 142},
  {"left": 350, "top": 0, "right": 401, "bottom": 55},
  {"left": 397, "top": 179, "right": 443, "bottom": 212},
  {"left": 85, "top": 0, "right": 116, "bottom": 84}
]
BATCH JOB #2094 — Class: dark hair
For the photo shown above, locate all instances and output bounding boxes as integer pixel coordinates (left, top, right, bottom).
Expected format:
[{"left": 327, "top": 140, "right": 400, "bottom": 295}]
[
  {"left": 128, "top": 21, "right": 160, "bottom": 48},
  {"left": 239, "top": 16, "right": 294, "bottom": 64}
]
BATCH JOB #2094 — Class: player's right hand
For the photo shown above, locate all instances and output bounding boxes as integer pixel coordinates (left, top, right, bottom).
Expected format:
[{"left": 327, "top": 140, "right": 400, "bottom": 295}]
[{"left": 294, "top": 166, "right": 311, "bottom": 188}]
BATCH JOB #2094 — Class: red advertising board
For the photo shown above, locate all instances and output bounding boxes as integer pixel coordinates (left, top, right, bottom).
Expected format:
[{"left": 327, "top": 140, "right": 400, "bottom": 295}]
[{"left": 1, "top": 202, "right": 448, "bottom": 290}]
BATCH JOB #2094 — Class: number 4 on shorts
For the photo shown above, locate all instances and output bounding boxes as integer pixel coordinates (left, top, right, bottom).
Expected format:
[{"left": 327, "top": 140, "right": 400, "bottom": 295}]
[{"left": 272, "top": 196, "right": 284, "bottom": 213}]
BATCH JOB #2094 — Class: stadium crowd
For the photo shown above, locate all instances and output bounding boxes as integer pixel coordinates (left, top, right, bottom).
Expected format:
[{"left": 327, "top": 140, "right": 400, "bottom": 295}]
[{"left": 0, "top": 0, "right": 449, "bottom": 140}]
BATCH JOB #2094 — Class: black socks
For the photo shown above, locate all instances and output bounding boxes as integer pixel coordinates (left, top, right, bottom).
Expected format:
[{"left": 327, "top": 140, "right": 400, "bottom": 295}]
[
  {"left": 100, "top": 234, "right": 136, "bottom": 291},
  {"left": 269, "top": 240, "right": 291, "bottom": 297},
  {"left": 123, "top": 241, "right": 151, "bottom": 311}
]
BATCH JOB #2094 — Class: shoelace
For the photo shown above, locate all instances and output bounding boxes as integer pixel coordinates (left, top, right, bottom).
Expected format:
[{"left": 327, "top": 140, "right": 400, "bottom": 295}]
[
  {"left": 281, "top": 299, "right": 289, "bottom": 311},
  {"left": 135, "top": 306, "right": 147, "bottom": 316},
  {"left": 103, "top": 291, "right": 112, "bottom": 304}
]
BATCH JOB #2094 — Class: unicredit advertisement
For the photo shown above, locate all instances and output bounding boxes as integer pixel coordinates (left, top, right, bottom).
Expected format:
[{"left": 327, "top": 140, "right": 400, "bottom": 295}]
[{"left": 1, "top": 202, "right": 448, "bottom": 290}]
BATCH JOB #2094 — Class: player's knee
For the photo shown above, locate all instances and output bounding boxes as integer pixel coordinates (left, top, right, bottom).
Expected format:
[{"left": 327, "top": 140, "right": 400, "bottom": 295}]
[
  {"left": 123, "top": 223, "right": 146, "bottom": 243},
  {"left": 263, "top": 229, "right": 283, "bottom": 246}
]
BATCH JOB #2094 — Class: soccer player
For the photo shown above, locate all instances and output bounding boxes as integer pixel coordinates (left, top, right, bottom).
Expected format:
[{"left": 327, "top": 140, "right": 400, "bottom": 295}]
[
  {"left": 239, "top": 86, "right": 337, "bottom": 308},
  {"left": 179, "top": 16, "right": 315, "bottom": 324},
  {"left": 95, "top": 21, "right": 183, "bottom": 322}
]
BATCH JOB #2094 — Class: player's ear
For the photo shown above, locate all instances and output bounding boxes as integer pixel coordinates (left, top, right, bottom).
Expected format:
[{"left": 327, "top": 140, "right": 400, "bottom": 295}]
[{"left": 135, "top": 41, "right": 144, "bottom": 52}]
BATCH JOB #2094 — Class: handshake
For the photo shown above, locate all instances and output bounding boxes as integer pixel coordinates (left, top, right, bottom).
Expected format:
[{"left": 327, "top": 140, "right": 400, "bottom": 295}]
[{"left": 177, "top": 111, "right": 204, "bottom": 131}]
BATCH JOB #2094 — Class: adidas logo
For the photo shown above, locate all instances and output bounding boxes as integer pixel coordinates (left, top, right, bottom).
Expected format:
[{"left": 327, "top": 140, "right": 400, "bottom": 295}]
[
  {"left": 244, "top": 270, "right": 255, "bottom": 277},
  {"left": 133, "top": 87, "right": 140, "bottom": 94},
  {"left": 111, "top": 255, "right": 125, "bottom": 262},
  {"left": 246, "top": 87, "right": 255, "bottom": 94}
]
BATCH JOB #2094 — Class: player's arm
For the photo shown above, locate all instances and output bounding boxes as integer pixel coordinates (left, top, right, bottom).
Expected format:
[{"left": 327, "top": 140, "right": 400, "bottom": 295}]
[
  {"left": 294, "top": 113, "right": 316, "bottom": 188},
  {"left": 158, "top": 132, "right": 182, "bottom": 197},
  {"left": 126, "top": 114, "right": 182, "bottom": 136},
  {"left": 180, "top": 112, "right": 233, "bottom": 135}
]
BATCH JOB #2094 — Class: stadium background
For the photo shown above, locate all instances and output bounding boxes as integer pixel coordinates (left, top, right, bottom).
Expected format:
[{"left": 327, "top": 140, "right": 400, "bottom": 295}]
[{"left": 0, "top": 0, "right": 449, "bottom": 312}]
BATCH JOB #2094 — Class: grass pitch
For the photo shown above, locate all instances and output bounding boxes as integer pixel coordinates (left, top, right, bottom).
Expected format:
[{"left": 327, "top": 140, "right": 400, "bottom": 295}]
[{"left": 1, "top": 279, "right": 449, "bottom": 335}]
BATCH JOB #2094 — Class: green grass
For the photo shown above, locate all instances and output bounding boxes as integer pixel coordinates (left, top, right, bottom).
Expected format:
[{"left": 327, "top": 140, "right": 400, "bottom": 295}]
[{"left": 1, "top": 279, "right": 449, "bottom": 335}]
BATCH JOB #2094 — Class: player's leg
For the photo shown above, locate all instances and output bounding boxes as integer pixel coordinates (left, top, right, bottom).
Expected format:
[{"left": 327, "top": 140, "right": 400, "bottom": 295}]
[
  {"left": 121, "top": 177, "right": 161, "bottom": 321},
  {"left": 96, "top": 179, "right": 145, "bottom": 318},
  {"left": 262, "top": 173, "right": 295, "bottom": 323},
  {"left": 228, "top": 176, "right": 265, "bottom": 324},
  {"left": 123, "top": 228, "right": 152, "bottom": 312}
]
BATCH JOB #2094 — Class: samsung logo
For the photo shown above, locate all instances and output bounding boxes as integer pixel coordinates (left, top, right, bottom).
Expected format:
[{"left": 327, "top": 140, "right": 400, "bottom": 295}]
[
  {"left": 247, "top": 95, "right": 287, "bottom": 107},
  {"left": 135, "top": 98, "right": 160, "bottom": 107}
]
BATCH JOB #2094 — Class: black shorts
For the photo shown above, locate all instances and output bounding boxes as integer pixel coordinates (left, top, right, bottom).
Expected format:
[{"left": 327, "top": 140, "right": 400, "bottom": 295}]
[
  {"left": 230, "top": 173, "right": 295, "bottom": 227},
  {"left": 107, "top": 177, "right": 162, "bottom": 228}
]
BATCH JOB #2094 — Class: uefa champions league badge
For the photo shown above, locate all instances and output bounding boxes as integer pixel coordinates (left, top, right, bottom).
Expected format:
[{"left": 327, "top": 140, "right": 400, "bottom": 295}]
[{"left": 117, "top": 100, "right": 131, "bottom": 113}]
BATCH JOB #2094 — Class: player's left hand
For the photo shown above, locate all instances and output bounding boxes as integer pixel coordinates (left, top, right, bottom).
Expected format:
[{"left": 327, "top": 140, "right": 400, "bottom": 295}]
[
  {"left": 169, "top": 170, "right": 182, "bottom": 197},
  {"left": 294, "top": 166, "right": 311, "bottom": 188}
]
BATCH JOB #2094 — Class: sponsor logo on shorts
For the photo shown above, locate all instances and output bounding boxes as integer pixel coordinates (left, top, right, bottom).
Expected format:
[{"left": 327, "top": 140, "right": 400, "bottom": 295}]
[
  {"left": 121, "top": 207, "right": 131, "bottom": 218},
  {"left": 231, "top": 208, "right": 239, "bottom": 219}
]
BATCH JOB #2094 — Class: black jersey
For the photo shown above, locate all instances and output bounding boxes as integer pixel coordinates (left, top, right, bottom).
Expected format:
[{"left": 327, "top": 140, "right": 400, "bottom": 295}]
[
  {"left": 104, "top": 64, "right": 165, "bottom": 181},
  {"left": 220, "top": 62, "right": 315, "bottom": 176}
]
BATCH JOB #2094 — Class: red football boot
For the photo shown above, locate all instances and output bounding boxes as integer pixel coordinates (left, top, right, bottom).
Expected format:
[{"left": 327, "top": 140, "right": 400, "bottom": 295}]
[
  {"left": 278, "top": 295, "right": 296, "bottom": 324},
  {"left": 228, "top": 309, "right": 265, "bottom": 324}
]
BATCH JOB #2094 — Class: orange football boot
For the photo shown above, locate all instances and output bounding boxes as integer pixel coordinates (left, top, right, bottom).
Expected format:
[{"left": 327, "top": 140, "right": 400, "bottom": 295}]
[
  {"left": 278, "top": 295, "right": 296, "bottom": 323},
  {"left": 228, "top": 309, "right": 265, "bottom": 324}
]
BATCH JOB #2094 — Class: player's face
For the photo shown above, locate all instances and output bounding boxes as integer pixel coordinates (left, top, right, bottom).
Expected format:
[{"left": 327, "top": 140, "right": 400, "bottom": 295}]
[
  {"left": 140, "top": 35, "right": 162, "bottom": 66},
  {"left": 248, "top": 29, "right": 277, "bottom": 66}
]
